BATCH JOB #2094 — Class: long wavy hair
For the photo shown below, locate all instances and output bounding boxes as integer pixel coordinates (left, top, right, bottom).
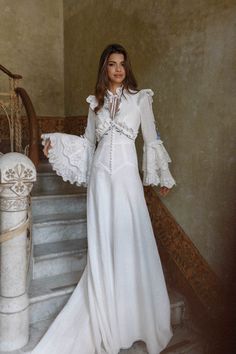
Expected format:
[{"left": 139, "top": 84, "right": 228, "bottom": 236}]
[{"left": 94, "top": 44, "right": 138, "bottom": 113}]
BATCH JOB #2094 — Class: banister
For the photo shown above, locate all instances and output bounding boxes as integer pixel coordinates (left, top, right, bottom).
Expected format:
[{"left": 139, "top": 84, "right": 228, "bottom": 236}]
[
  {"left": 0, "top": 64, "right": 22, "bottom": 80},
  {"left": 15, "top": 87, "right": 39, "bottom": 167}
]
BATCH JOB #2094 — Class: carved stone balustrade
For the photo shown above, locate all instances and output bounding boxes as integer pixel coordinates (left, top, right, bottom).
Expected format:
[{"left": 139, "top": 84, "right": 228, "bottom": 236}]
[{"left": 0, "top": 152, "right": 36, "bottom": 351}]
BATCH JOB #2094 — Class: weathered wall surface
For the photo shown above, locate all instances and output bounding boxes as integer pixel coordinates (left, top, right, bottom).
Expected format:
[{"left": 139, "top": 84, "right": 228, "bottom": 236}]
[
  {"left": 64, "top": 0, "right": 236, "bottom": 283},
  {"left": 1, "top": 0, "right": 235, "bottom": 285},
  {"left": 0, "top": 0, "right": 64, "bottom": 116}
]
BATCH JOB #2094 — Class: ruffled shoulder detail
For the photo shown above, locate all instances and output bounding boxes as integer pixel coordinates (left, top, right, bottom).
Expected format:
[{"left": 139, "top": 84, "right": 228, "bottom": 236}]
[
  {"left": 86, "top": 95, "right": 98, "bottom": 111},
  {"left": 138, "top": 89, "right": 154, "bottom": 104}
]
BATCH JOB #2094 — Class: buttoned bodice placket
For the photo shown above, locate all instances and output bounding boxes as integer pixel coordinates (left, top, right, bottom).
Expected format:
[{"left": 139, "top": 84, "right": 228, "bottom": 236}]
[
  {"left": 107, "top": 88, "right": 121, "bottom": 175},
  {"left": 96, "top": 86, "right": 139, "bottom": 177}
]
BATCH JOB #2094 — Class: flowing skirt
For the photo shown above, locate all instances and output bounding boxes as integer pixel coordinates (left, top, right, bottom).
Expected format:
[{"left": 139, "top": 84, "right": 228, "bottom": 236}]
[{"left": 31, "top": 140, "right": 173, "bottom": 354}]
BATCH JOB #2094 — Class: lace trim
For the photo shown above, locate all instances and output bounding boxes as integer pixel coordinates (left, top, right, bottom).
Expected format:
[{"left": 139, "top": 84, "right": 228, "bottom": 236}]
[
  {"left": 103, "top": 95, "right": 123, "bottom": 117},
  {"left": 86, "top": 87, "right": 124, "bottom": 113},
  {"left": 96, "top": 120, "right": 138, "bottom": 142},
  {"left": 42, "top": 133, "right": 95, "bottom": 187},
  {"left": 112, "top": 121, "right": 138, "bottom": 140},
  {"left": 143, "top": 169, "right": 176, "bottom": 188},
  {"left": 106, "top": 85, "right": 124, "bottom": 97},
  {"left": 142, "top": 139, "right": 176, "bottom": 188}
]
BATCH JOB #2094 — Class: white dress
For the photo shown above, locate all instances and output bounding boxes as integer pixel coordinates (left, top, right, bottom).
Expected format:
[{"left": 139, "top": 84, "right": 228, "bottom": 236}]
[{"left": 32, "top": 87, "right": 176, "bottom": 354}]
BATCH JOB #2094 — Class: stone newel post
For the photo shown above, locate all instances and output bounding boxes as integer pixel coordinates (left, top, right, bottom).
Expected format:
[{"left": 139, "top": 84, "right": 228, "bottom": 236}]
[{"left": 0, "top": 153, "right": 36, "bottom": 351}]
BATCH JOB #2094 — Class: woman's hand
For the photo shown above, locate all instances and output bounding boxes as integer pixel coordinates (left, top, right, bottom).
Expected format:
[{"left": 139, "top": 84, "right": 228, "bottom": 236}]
[
  {"left": 43, "top": 138, "right": 52, "bottom": 157},
  {"left": 159, "top": 186, "right": 171, "bottom": 197}
]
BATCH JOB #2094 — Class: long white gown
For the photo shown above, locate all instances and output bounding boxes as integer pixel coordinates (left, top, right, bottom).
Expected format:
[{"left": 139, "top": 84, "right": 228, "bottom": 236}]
[{"left": 32, "top": 87, "right": 176, "bottom": 354}]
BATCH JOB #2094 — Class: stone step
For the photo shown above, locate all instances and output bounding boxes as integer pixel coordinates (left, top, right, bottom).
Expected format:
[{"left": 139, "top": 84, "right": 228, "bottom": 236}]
[
  {"left": 29, "top": 268, "right": 185, "bottom": 327},
  {"left": 32, "top": 171, "right": 85, "bottom": 195},
  {"left": 31, "top": 192, "right": 86, "bottom": 217},
  {"left": 37, "top": 161, "right": 55, "bottom": 173},
  {"left": 32, "top": 213, "right": 87, "bottom": 245},
  {"left": 29, "top": 270, "right": 83, "bottom": 324},
  {"left": 7, "top": 316, "right": 202, "bottom": 354},
  {"left": 32, "top": 239, "right": 87, "bottom": 279}
]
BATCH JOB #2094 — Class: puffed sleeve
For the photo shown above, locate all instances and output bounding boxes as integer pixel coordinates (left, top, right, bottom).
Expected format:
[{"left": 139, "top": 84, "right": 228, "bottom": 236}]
[
  {"left": 139, "top": 89, "right": 176, "bottom": 188},
  {"left": 41, "top": 103, "right": 96, "bottom": 187}
]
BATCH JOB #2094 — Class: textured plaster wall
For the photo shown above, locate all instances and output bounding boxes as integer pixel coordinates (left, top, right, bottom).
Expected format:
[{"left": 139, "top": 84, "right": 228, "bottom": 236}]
[
  {"left": 0, "top": 0, "right": 64, "bottom": 116},
  {"left": 64, "top": 0, "right": 236, "bottom": 283},
  {"left": 1, "top": 0, "right": 234, "bottom": 284}
]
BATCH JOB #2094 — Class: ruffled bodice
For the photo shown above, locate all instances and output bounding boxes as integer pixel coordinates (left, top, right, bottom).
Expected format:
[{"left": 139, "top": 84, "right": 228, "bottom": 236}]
[
  {"left": 41, "top": 87, "right": 176, "bottom": 188},
  {"left": 86, "top": 87, "right": 139, "bottom": 142},
  {"left": 86, "top": 87, "right": 176, "bottom": 188}
]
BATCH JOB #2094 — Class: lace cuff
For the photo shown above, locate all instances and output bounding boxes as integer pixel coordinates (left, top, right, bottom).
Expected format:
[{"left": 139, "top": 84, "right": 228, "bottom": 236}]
[
  {"left": 142, "top": 140, "right": 176, "bottom": 188},
  {"left": 42, "top": 133, "right": 95, "bottom": 187}
]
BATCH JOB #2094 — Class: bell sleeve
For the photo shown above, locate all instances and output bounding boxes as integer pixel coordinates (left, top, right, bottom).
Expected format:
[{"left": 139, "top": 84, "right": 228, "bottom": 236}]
[
  {"left": 140, "top": 89, "right": 176, "bottom": 188},
  {"left": 41, "top": 106, "right": 96, "bottom": 187}
]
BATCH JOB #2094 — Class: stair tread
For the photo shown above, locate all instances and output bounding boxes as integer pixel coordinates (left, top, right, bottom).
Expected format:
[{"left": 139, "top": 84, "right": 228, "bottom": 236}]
[
  {"left": 29, "top": 270, "right": 83, "bottom": 301},
  {"left": 36, "top": 162, "right": 87, "bottom": 178},
  {"left": 32, "top": 240, "right": 184, "bottom": 309},
  {"left": 37, "top": 161, "right": 54, "bottom": 173},
  {"left": 33, "top": 212, "right": 87, "bottom": 225},
  {"left": 32, "top": 191, "right": 86, "bottom": 198},
  {"left": 34, "top": 239, "right": 87, "bottom": 260},
  {"left": 29, "top": 269, "right": 184, "bottom": 310}
]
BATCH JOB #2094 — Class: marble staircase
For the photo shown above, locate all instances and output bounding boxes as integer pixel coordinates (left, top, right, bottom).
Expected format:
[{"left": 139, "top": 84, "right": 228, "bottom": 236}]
[{"left": 1, "top": 164, "right": 203, "bottom": 354}]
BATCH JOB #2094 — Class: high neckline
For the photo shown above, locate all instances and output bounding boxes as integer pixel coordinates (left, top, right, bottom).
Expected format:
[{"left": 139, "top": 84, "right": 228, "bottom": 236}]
[{"left": 106, "top": 85, "right": 123, "bottom": 97}]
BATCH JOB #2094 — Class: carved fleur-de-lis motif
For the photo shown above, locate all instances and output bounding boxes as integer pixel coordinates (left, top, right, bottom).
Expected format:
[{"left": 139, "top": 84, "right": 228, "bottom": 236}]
[{"left": 3, "top": 163, "right": 35, "bottom": 196}]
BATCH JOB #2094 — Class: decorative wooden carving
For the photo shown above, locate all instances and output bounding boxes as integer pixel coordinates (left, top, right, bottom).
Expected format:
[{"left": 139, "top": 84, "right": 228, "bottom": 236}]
[{"left": 144, "top": 186, "right": 224, "bottom": 323}]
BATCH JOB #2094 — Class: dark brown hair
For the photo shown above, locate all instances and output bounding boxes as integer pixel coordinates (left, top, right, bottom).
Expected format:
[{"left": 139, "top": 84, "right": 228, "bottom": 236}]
[{"left": 94, "top": 44, "right": 138, "bottom": 113}]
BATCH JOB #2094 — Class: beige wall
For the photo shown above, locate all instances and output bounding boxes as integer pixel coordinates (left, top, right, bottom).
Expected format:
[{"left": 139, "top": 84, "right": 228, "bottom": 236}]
[
  {"left": 0, "top": 0, "right": 64, "bottom": 116},
  {"left": 64, "top": 0, "right": 236, "bottom": 283},
  {"left": 1, "top": 1, "right": 235, "bottom": 284}
]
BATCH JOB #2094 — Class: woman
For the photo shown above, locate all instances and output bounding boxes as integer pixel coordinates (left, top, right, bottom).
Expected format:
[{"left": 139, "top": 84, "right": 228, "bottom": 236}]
[{"left": 33, "top": 43, "right": 176, "bottom": 354}]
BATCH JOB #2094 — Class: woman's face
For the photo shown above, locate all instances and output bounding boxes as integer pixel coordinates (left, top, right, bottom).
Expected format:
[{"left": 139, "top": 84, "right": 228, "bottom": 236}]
[{"left": 107, "top": 53, "right": 126, "bottom": 86}]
